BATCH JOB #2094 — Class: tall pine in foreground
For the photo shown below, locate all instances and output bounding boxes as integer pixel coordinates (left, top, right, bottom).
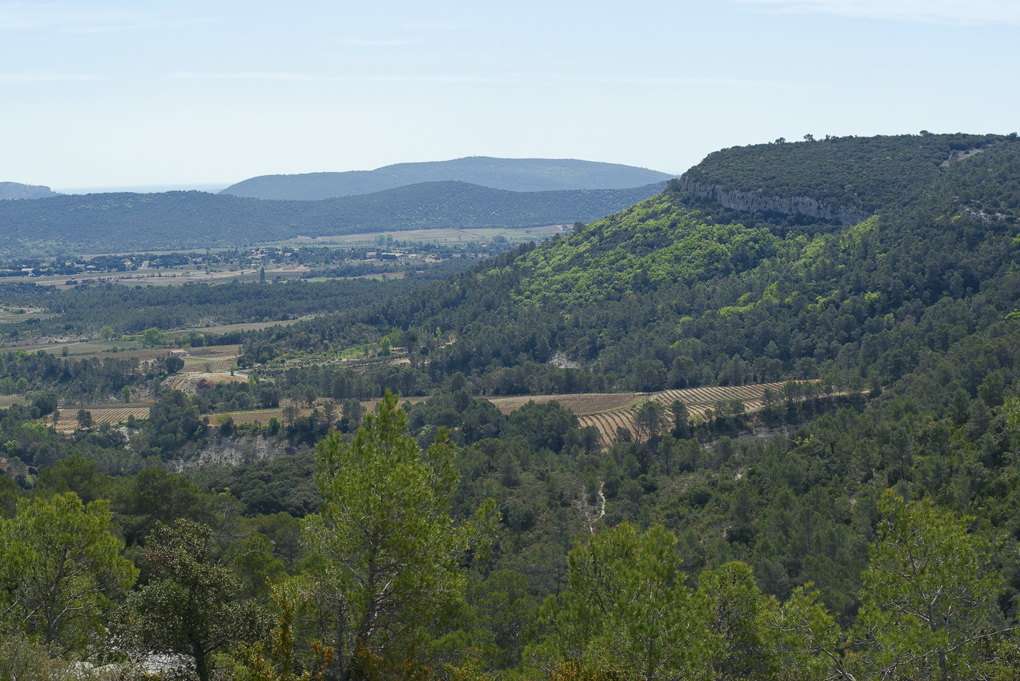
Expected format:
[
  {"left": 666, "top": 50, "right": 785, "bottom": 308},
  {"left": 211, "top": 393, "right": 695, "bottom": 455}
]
[{"left": 305, "top": 391, "right": 497, "bottom": 680}]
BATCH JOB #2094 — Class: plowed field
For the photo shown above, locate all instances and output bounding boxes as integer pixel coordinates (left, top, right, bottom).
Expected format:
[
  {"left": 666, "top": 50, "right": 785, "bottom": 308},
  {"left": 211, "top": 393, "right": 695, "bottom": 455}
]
[
  {"left": 566, "top": 381, "right": 809, "bottom": 444},
  {"left": 53, "top": 406, "right": 151, "bottom": 433}
]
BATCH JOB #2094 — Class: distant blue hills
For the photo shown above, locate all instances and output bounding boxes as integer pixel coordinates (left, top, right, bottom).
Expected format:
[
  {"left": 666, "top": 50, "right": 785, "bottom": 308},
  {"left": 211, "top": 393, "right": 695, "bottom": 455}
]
[
  {"left": 0, "top": 180, "right": 669, "bottom": 258},
  {"left": 220, "top": 157, "right": 674, "bottom": 200}
]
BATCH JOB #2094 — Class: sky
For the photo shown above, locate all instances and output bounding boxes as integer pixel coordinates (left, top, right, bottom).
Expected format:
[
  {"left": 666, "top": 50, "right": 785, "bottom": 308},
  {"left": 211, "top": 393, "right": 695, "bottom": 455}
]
[{"left": 1, "top": 0, "right": 1018, "bottom": 191}]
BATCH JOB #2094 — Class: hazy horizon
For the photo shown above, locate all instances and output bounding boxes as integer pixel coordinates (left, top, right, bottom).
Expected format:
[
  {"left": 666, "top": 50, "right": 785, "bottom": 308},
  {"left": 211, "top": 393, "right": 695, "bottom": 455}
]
[
  {"left": 46, "top": 156, "right": 680, "bottom": 195},
  {"left": 52, "top": 182, "right": 232, "bottom": 195},
  {"left": 3, "top": 1, "right": 1018, "bottom": 188}
]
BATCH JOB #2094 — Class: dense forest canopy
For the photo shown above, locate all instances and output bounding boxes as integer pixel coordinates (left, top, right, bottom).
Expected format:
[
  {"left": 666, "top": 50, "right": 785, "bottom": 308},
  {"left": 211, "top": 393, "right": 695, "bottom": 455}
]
[
  {"left": 0, "top": 266, "right": 465, "bottom": 337},
  {"left": 681, "top": 132, "right": 1018, "bottom": 221},
  {"left": 4, "top": 132, "right": 1020, "bottom": 680}
]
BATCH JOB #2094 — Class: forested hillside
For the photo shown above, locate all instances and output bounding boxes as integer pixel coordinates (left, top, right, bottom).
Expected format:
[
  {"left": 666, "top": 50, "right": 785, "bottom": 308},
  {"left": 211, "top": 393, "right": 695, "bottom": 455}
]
[
  {"left": 0, "top": 181, "right": 665, "bottom": 258},
  {"left": 221, "top": 157, "right": 673, "bottom": 200},
  {"left": 681, "top": 132, "right": 1016, "bottom": 222},
  {"left": 5, "top": 132, "right": 1020, "bottom": 680},
  {"left": 242, "top": 134, "right": 1020, "bottom": 399}
]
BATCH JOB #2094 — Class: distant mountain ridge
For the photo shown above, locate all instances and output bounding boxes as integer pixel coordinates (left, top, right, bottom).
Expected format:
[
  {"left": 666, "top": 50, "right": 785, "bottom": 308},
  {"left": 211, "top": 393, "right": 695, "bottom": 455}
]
[
  {"left": 0, "top": 180, "right": 667, "bottom": 258},
  {"left": 221, "top": 157, "right": 673, "bottom": 200},
  {"left": 0, "top": 182, "right": 60, "bottom": 200}
]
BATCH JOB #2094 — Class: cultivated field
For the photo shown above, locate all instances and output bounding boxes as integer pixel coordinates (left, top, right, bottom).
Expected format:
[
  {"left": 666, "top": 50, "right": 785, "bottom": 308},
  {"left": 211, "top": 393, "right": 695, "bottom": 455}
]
[
  {"left": 226, "top": 408, "right": 292, "bottom": 425},
  {"left": 43, "top": 380, "right": 814, "bottom": 445},
  {"left": 576, "top": 381, "right": 807, "bottom": 444},
  {"left": 172, "top": 319, "right": 303, "bottom": 335},
  {"left": 178, "top": 346, "right": 244, "bottom": 373},
  {"left": 53, "top": 406, "right": 151, "bottom": 433},
  {"left": 487, "top": 393, "right": 639, "bottom": 415}
]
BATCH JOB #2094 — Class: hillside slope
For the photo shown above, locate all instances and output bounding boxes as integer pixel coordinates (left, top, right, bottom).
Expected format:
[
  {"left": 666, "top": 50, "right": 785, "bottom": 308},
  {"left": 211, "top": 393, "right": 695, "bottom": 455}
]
[
  {"left": 8, "top": 132, "right": 1020, "bottom": 660},
  {"left": 246, "top": 133, "right": 1020, "bottom": 400},
  {"left": 0, "top": 180, "right": 664, "bottom": 258},
  {"left": 679, "top": 132, "right": 1014, "bottom": 223},
  {"left": 221, "top": 157, "right": 674, "bottom": 200},
  {"left": 227, "top": 134, "right": 1020, "bottom": 625}
]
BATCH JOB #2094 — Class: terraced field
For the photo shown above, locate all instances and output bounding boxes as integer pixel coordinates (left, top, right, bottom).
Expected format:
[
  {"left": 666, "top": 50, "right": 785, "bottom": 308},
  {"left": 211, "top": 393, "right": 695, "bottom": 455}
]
[
  {"left": 573, "top": 381, "right": 804, "bottom": 444},
  {"left": 54, "top": 405, "right": 151, "bottom": 433}
]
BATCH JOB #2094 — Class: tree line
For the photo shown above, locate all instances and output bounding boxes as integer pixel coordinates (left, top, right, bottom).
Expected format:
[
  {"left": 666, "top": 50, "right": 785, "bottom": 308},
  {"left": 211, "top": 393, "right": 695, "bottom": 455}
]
[{"left": 4, "top": 390, "right": 1020, "bottom": 680}]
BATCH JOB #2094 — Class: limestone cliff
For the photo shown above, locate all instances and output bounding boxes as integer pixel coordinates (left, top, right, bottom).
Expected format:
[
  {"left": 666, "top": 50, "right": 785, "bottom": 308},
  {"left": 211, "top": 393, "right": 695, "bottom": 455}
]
[
  {"left": 678, "top": 176, "right": 869, "bottom": 225},
  {"left": 0, "top": 182, "right": 60, "bottom": 200}
]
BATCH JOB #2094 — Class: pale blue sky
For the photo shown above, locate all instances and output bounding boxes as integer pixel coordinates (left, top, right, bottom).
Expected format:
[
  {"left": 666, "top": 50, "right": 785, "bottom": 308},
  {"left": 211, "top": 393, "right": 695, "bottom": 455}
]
[{"left": 2, "top": 0, "right": 1018, "bottom": 190}]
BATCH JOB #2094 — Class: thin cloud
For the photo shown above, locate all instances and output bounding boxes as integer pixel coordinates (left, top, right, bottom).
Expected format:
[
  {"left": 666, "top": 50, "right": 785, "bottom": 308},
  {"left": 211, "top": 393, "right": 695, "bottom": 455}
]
[
  {"left": 581, "top": 75, "right": 802, "bottom": 91},
  {"left": 339, "top": 36, "right": 417, "bottom": 47},
  {"left": 0, "top": 72, "right": 99, "bottom": 81},
  {"left": 737, "top": 0, "right": 1020, "bottom": 26},
  {"left": 0, "top": 2, "right": 216, "bottom": 32},
  {"left": 167, "top": 72, "right": 492, "bottom": 83},
  {"left": 167, "top": 71, "right": 800, "bottom": 90},
  {"left": 62, "top": 17, "right": 216, "bottom": 34},
  {"left": 169, "top": 72, "right": 331, "bottom": 82},
  {"left": 399, "top": 20, "right": 465, "bottom": 31}
]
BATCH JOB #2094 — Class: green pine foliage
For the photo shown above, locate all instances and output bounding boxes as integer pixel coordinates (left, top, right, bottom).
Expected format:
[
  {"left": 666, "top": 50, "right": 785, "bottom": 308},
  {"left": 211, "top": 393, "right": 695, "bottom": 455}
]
[
  {"left": 5, "top": 132, "right": 1020, "bottom": 677},
  {"left": 682, "top": 132, "right": 1016, "bottom": 215},
  {"left": 512, "top": 194, "right": 783, "bottom": 306}
]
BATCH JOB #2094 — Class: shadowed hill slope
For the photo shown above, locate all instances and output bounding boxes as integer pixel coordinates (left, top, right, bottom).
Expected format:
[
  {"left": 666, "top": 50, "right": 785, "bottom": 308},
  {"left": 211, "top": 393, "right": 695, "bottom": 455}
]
[{"left": 0, "top": 180, "right": 665, "bottom": 258}]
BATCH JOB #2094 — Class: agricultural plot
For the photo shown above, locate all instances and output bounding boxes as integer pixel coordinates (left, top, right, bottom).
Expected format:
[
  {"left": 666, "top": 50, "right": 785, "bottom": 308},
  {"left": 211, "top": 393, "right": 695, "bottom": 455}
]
[
  {"left": 43, "top": 381, "right": 811, "bottom": 443},
  {"left": 170, "top": 320, "right": 303, "bottom": 336},
  {"left": 487, "top": 392, "right": 638, "bottom": 415},
  {"left": 0, "top": 395, "right": 28, "bottom": 408},
  {"left": 211, "top": 383, "right": 805, "bottom": 443},
  {"left": 227, "top": 408, "right": 292, "bottom": 425},
  {"left": 571, "top": 381, "right": 806, "bottom": 444},
  {"left": 27, "top": 340, "right": 166, "bottom": 362},
  {"left": 53, "top": 405, "right": 151, "bottom": 433},
  {"left": 178, "top": 345, "right": 243, "bottom": 373}
]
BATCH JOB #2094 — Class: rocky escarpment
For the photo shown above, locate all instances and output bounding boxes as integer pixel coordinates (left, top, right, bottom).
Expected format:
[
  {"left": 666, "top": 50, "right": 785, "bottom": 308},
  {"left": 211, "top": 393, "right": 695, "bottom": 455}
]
[
  {"left": 0, "top": 182, "right": 60, "bottom": 200},
  {"left": 677, "top": 176, "right": 869, "bottom": 225},
  {"left": 168, "top": 434, "right": 305, "bottom": 473}
]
